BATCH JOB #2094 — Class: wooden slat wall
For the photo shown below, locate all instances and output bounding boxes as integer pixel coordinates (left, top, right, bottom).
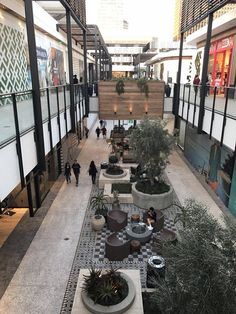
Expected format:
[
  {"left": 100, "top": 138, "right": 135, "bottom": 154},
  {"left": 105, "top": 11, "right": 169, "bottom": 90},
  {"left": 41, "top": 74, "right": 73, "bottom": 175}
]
[{"left": 98, "top": 81, "right": 164, "bottom": 120}]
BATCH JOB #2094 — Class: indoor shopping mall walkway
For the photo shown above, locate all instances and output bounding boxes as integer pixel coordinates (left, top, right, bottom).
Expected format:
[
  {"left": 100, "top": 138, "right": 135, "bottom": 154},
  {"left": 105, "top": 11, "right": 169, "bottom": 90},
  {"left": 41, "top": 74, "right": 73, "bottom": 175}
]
[{"left": 0, "top": 120, "right": 233, "bottom": 314}]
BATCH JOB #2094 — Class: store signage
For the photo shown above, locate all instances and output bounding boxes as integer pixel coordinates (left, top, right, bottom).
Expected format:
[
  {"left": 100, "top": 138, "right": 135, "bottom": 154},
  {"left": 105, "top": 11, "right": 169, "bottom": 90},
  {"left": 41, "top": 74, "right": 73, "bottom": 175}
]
[{"left": 217, "top": 37, "right": 234, "bottom": 50}]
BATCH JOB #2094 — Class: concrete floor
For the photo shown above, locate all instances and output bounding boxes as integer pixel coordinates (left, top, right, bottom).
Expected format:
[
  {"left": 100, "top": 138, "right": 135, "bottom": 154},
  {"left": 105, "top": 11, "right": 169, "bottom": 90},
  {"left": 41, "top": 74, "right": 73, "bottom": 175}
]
[{"left": 0, "top": 119, "right": 233, "bottom": 313}]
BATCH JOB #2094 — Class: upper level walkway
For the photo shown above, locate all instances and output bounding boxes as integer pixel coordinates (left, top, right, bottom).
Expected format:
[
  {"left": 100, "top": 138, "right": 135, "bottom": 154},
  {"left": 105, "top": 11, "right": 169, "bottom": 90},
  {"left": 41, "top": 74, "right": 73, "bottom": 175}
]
[{"left": 0, "top": 119, "right": 232, "bottom": 314}]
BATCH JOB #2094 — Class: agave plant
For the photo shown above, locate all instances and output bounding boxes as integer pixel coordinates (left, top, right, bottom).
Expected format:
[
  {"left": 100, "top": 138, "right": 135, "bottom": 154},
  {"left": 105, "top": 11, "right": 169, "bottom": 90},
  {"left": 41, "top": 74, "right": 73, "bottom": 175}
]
[{"left": 82, "top": 267, "right": 128, "bottom": 306}]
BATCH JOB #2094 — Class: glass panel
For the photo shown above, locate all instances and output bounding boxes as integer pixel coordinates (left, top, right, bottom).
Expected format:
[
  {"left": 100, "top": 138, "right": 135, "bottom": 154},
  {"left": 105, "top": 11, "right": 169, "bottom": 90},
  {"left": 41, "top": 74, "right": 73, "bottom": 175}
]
[
  {"left": 57, "top": 86, "right": 64, "bottom": 111},
  {"left": 40, "top": 89, "right": 48, "bottom": 121},
  {"left": 66, "top": 85, "right": 71, "bottom": 109},
  {"left": 16, "top": 91, "right": 35, "bottom": 133},
  {"left": 0, "top": 94, "right": 16, "bottom": 144},
  {"left": 49, "top": 87, "right": 58, "bottom": 116}
]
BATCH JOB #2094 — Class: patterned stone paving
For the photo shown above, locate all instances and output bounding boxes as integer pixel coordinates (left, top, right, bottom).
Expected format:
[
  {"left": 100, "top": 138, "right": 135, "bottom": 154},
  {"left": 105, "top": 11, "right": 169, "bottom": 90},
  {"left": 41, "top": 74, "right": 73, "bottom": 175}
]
[{"left": 60, "top": 180, "right": 180, "bottom": 313}]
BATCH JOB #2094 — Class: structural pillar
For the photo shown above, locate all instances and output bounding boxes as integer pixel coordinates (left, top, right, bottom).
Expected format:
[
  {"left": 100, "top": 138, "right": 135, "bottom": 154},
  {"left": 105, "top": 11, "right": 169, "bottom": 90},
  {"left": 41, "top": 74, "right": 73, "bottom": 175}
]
[
  {"left": 175, "top": 32, "right": 184, "bottom": 117},
  {"left": 24, "top": 0, "right": 45, "bottom": 171},
  {"left": 66, "top": 9, "right": 76, "bottom": 133},
  {"left": 198, "top": 12, "right": 213, "bottom": 133},
  {"left": 83, "top": 29, "right": 89, "bottom": 116}
]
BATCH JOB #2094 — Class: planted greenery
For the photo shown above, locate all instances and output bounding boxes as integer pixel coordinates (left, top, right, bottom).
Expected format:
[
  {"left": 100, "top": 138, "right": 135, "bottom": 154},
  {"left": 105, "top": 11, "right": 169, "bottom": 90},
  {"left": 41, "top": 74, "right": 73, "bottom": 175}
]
[
  {"left": 148, "top": 199, "right": 236, "bottom": 314},
  {"left": 111, "top": 183, "right": 132, "bottom": 194},
  {"left": 115, "top": 79, "right": 125, "bottom": 95},
  {"left": 82, "top": 267, "right": 128, "bottom": 306},
  {"left": 137, "top": 78, "right": 149, "bottom": 97},
  {"left": 90, "top": 191, "right": 109, "bottom": 217},
  {"left": 129, "top": 118, "right": 174, "bottom": 193}
]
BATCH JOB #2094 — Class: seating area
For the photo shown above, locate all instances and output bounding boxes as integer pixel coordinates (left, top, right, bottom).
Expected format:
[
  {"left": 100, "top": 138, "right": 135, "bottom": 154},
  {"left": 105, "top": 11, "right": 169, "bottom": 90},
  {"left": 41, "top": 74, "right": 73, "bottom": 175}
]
[
  {"left": 107, "top": 209, "right": 128, "bottom": 231},
  {"left": 105, "top": 232, "right": 130, "bottom": 261}
]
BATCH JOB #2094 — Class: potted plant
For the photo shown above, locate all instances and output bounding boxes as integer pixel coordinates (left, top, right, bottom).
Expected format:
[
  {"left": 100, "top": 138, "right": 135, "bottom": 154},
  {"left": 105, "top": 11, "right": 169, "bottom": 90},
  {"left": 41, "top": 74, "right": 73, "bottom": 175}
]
[
  {"left": 90, "top": 191, "right": 109, "bottom": 215},
  {"left": 81, "top": 267, "right": 136, "bottom": 314},
  {"left": 129, "top": 118, "right": 175, "bottom": 209},
  {"left": 147, "top": 199, "right": 236, "bottom": 313},
  {"left": 115, "top": 78, "right": 125, "bottom": 95}
]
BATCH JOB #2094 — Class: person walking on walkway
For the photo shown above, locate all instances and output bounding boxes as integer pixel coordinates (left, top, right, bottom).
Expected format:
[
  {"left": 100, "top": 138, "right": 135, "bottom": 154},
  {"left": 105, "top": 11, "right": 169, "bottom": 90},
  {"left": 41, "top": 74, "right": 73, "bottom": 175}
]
[
  {"left": 64, "top": 162, "right": 71, "bottom": 183},
  {"left": 101, "top": 126, "right": 107, "bottom": 139},
  {"left": 95, "top": 126, "right": 101, "bottom": 139},
  {"left": 88, "top": 160, "right": 98, "bottom": 184},
  {"left": 72, "top": 159, "right": 81, "bottom": 186},
  {"left": 99, "top": 119, "right": 104, "bottom": 128},
  {"left": 84, "top": 126, "right": 89, "bottom": 138},
  {"left": 193, "top": 74, "right": 200, "bottom": 94}
]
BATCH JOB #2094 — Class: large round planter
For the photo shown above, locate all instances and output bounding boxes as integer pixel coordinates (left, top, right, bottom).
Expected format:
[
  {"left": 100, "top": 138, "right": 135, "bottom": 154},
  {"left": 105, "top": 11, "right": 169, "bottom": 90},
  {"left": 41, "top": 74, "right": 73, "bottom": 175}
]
[
  {"left": 91, "top": 215, "right": 105, "bottom": 231},
  {"left": 81, "top": 272, "right": 136, "bottom": 314},
  {"left": 103, "top": 169, "right": 127, "bottom": 179},
  {"left": 132, "top": 183, "right": 173, "bottom": 209}
]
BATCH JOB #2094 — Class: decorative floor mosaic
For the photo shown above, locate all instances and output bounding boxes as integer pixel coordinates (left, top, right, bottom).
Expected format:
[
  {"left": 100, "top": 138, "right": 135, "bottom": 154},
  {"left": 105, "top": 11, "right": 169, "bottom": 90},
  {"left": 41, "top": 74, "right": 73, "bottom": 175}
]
[{"left": 60, "top": 182, "right": 179, "bottom": 314}]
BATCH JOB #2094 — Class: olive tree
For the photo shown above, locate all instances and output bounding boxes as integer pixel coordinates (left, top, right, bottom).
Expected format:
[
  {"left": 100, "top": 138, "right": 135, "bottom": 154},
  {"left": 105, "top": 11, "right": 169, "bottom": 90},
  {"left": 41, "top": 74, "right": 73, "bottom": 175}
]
[{"left": 129, "top": 118, "right": 174, "bottom": 185}]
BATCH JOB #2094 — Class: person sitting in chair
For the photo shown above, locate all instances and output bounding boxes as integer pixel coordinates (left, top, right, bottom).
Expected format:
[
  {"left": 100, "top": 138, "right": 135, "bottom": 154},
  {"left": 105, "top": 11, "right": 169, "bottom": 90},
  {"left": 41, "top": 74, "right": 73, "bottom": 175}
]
[{"left": 146, "top": 207, "right": 157, "bottom": 227}]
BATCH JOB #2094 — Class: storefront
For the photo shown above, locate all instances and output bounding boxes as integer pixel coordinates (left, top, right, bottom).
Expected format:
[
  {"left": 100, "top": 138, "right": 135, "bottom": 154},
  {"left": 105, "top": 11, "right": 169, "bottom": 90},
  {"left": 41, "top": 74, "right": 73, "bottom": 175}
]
[{"left": 208, "top": 36, "right": 234, "bottom": 93}]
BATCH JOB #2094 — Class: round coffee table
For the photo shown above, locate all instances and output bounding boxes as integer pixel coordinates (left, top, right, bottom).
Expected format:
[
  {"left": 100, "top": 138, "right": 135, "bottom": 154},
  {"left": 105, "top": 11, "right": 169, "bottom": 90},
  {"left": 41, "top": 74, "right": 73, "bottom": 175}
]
[{"left": 126, "top": 223, "right": 152, "bottom": 244}]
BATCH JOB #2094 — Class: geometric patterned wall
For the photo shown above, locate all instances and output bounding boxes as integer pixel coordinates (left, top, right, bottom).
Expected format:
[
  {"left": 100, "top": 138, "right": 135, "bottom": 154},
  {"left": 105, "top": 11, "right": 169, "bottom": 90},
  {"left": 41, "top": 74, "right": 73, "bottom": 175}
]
[{"left": 0, "top": 24, "right": 30, "bottom": 97}]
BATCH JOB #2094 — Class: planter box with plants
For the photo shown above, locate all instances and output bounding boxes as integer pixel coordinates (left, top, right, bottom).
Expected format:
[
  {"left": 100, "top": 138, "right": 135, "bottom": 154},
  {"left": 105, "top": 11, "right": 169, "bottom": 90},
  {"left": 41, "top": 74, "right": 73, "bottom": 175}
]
[
  {"left": 129, "top": 118, "right": 175, "bottom": 209},
  {"left": 71, "top": 268, "right": 143, "bottom": 314}
]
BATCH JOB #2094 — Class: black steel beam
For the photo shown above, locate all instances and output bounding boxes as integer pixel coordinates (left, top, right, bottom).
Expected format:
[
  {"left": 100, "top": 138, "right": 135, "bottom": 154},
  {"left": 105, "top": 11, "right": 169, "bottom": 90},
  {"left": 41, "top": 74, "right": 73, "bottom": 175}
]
[
  {"left": 46, "top": 88, "right": 53, "bottom": 151},
  {"left": 56, "top": 87, "right": 62, "bottom": 142},
  {"left": 83, "top": 29, "right": 89, "bottom": 116},
  {"left": 66, "top": 9, "right": 76, "bottom": 132},
  {"left": 24, "top": 0, "right": 46, "bottom": 171},
  {"left": 220, "top": 88, "right": 229, "bottom": 145},
  {"left": 198, "top": 13, "right": 213, "bottom": 134},
  {"left": 175, "top": 33, "right": 184, "bottom": 117}
]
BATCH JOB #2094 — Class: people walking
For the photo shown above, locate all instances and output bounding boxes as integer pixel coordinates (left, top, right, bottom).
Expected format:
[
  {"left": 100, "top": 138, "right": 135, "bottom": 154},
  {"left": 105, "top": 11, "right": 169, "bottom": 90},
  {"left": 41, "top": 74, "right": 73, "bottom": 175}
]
[
  {"left": 88, "top": 160, "right": 98, "bottom": 184},
  {"left": 99, "top": 119, "right": 104, "bottom": 128},
  {"left": 101, "top": 126, "right": 107, "bottom": 139},
  {"left": 72, "top": 159, "right": 81, "bottom": 186},
  {"left": 95, "top": 126, "right": 101, "bottom": 139},
  {"left": 84, "top": 126, "right": 89, "bottom": 138},
  {"left": 193, "top": 74, "right": 200, "bottom": 94},
  {"left": 64, "top": 162, "right": 71, "bottom": 183}
]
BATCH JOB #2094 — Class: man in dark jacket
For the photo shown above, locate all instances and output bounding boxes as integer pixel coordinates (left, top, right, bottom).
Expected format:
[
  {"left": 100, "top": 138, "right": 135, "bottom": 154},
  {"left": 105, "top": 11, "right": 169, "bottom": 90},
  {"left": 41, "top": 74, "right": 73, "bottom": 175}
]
[{"left": 72, "top": 159, "right": 81, "bottom": 186}]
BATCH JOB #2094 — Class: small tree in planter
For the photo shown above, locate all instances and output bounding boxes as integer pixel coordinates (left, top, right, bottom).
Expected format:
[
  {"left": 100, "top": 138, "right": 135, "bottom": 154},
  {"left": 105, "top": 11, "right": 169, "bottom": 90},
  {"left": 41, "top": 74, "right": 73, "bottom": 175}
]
[
  {"left": 129, "top": 118, "right": 174, "bottom": 196},
  {"left": 148, "top": 199, "right": 236, "bottom": 313}
]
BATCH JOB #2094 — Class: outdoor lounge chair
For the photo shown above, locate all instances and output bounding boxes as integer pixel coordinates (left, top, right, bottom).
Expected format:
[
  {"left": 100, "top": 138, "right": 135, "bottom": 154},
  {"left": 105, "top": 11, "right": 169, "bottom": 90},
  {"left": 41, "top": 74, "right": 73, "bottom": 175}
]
[
  {"left": 105, "top": 232, "right": 130, "bottom": 261},
  {"left": 107, "top": 209, "right": 128, "bottom": 231}
]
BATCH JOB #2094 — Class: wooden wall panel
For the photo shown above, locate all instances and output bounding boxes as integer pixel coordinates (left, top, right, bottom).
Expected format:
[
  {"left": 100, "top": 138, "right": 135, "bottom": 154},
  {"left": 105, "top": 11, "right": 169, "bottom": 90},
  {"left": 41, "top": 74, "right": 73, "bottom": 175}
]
[{"left": 98, "top": 81, "right": 165, "bottom": 120}]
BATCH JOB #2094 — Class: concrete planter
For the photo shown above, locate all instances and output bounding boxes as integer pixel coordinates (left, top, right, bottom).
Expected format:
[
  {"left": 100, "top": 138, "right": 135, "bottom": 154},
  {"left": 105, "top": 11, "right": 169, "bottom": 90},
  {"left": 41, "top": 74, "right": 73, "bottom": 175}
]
[
  {"left": 132, "top": 183, "right": 173, "bottom": 209},
  {"left": 81, "top": 272, "right": 136, "bottom": 314}
]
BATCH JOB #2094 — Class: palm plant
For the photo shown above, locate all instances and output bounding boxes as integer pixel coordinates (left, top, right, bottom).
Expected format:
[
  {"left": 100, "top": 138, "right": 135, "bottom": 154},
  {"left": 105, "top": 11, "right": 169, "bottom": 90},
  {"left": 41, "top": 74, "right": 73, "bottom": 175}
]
[{"left": 90, "top": 191, "right": 109, "bottom": 216}]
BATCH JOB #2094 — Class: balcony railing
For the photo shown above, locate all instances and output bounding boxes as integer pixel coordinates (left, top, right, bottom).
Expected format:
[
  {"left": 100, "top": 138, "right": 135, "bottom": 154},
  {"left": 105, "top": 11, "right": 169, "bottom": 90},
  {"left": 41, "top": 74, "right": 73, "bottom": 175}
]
[
  {"left": 0, "top": 84, "right": 85, "bottom": 147},
  {"left": 176, "top": 83, "right": 236, "bottom": 150}
]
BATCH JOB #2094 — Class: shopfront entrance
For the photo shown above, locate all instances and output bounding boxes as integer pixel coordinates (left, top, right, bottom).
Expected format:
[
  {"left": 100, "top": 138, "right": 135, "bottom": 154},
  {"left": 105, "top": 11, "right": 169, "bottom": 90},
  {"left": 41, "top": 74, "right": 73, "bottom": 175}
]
[{"left": 208, "top": 36, "right": 233, "bottom": 94}]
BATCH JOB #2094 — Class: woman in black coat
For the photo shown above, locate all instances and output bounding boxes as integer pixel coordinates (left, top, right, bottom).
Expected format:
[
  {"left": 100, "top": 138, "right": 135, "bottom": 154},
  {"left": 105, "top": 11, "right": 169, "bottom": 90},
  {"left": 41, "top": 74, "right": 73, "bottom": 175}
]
[
  {"left": 88, "top": 160, "right": 98, "bottom": 184},
  {"left": 64, "top": 162, "right": 71, "bottom": 183}
]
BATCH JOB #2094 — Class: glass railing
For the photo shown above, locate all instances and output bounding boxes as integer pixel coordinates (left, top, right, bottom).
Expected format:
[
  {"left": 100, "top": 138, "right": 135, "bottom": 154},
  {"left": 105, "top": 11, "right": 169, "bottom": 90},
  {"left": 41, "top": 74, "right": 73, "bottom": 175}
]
[{"left": 0, "top": 83, "right": 86, "bottom": 147}]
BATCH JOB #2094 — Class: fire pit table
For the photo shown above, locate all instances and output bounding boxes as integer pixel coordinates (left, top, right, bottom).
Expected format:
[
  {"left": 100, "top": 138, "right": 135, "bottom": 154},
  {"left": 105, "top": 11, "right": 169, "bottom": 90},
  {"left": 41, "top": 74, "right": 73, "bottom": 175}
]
[{"left": 126, "top": 222, "right": 152, "bottom": 244}]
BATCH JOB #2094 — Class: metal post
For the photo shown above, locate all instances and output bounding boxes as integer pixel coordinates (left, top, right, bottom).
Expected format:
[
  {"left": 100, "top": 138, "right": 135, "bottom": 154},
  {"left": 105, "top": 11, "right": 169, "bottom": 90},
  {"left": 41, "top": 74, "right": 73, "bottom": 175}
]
[
  {"left": 46, "top": 88, "right": 53, "bottom": 151},
  {"left": 24, "top": 0, "right": 46, "bottom": 171},
  {"left": 209, "top": 86, "right": 217, "bottom": 139},
  {"left": 12, "top": 93, "right": 25, "bottom": 188},
  {"left": 56, "top": 87, "right": 62, "bottom": 142},
  {"left": 220, "top": 88, "right": 229, "bottom": 146},
  {"left": 63, "top": 85, "right": 68, "bottom": 136},
  {"left": 83, "top": 29, "right": 89, "bottom": 116},
  {"left": 198, "top": 12, "right": 213, "bottom": 134},
  {"left": 66, "top": 9, "right": 76, "bottom": 133},
  {"left": 99, "top": 44, "right": 102, "bottom": 80},
  {"left": 95, "top": 32, "right": 98, "bottom": 82},
  {"left": 175, "top": 32, "right": 184, "bottom": 117}
]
